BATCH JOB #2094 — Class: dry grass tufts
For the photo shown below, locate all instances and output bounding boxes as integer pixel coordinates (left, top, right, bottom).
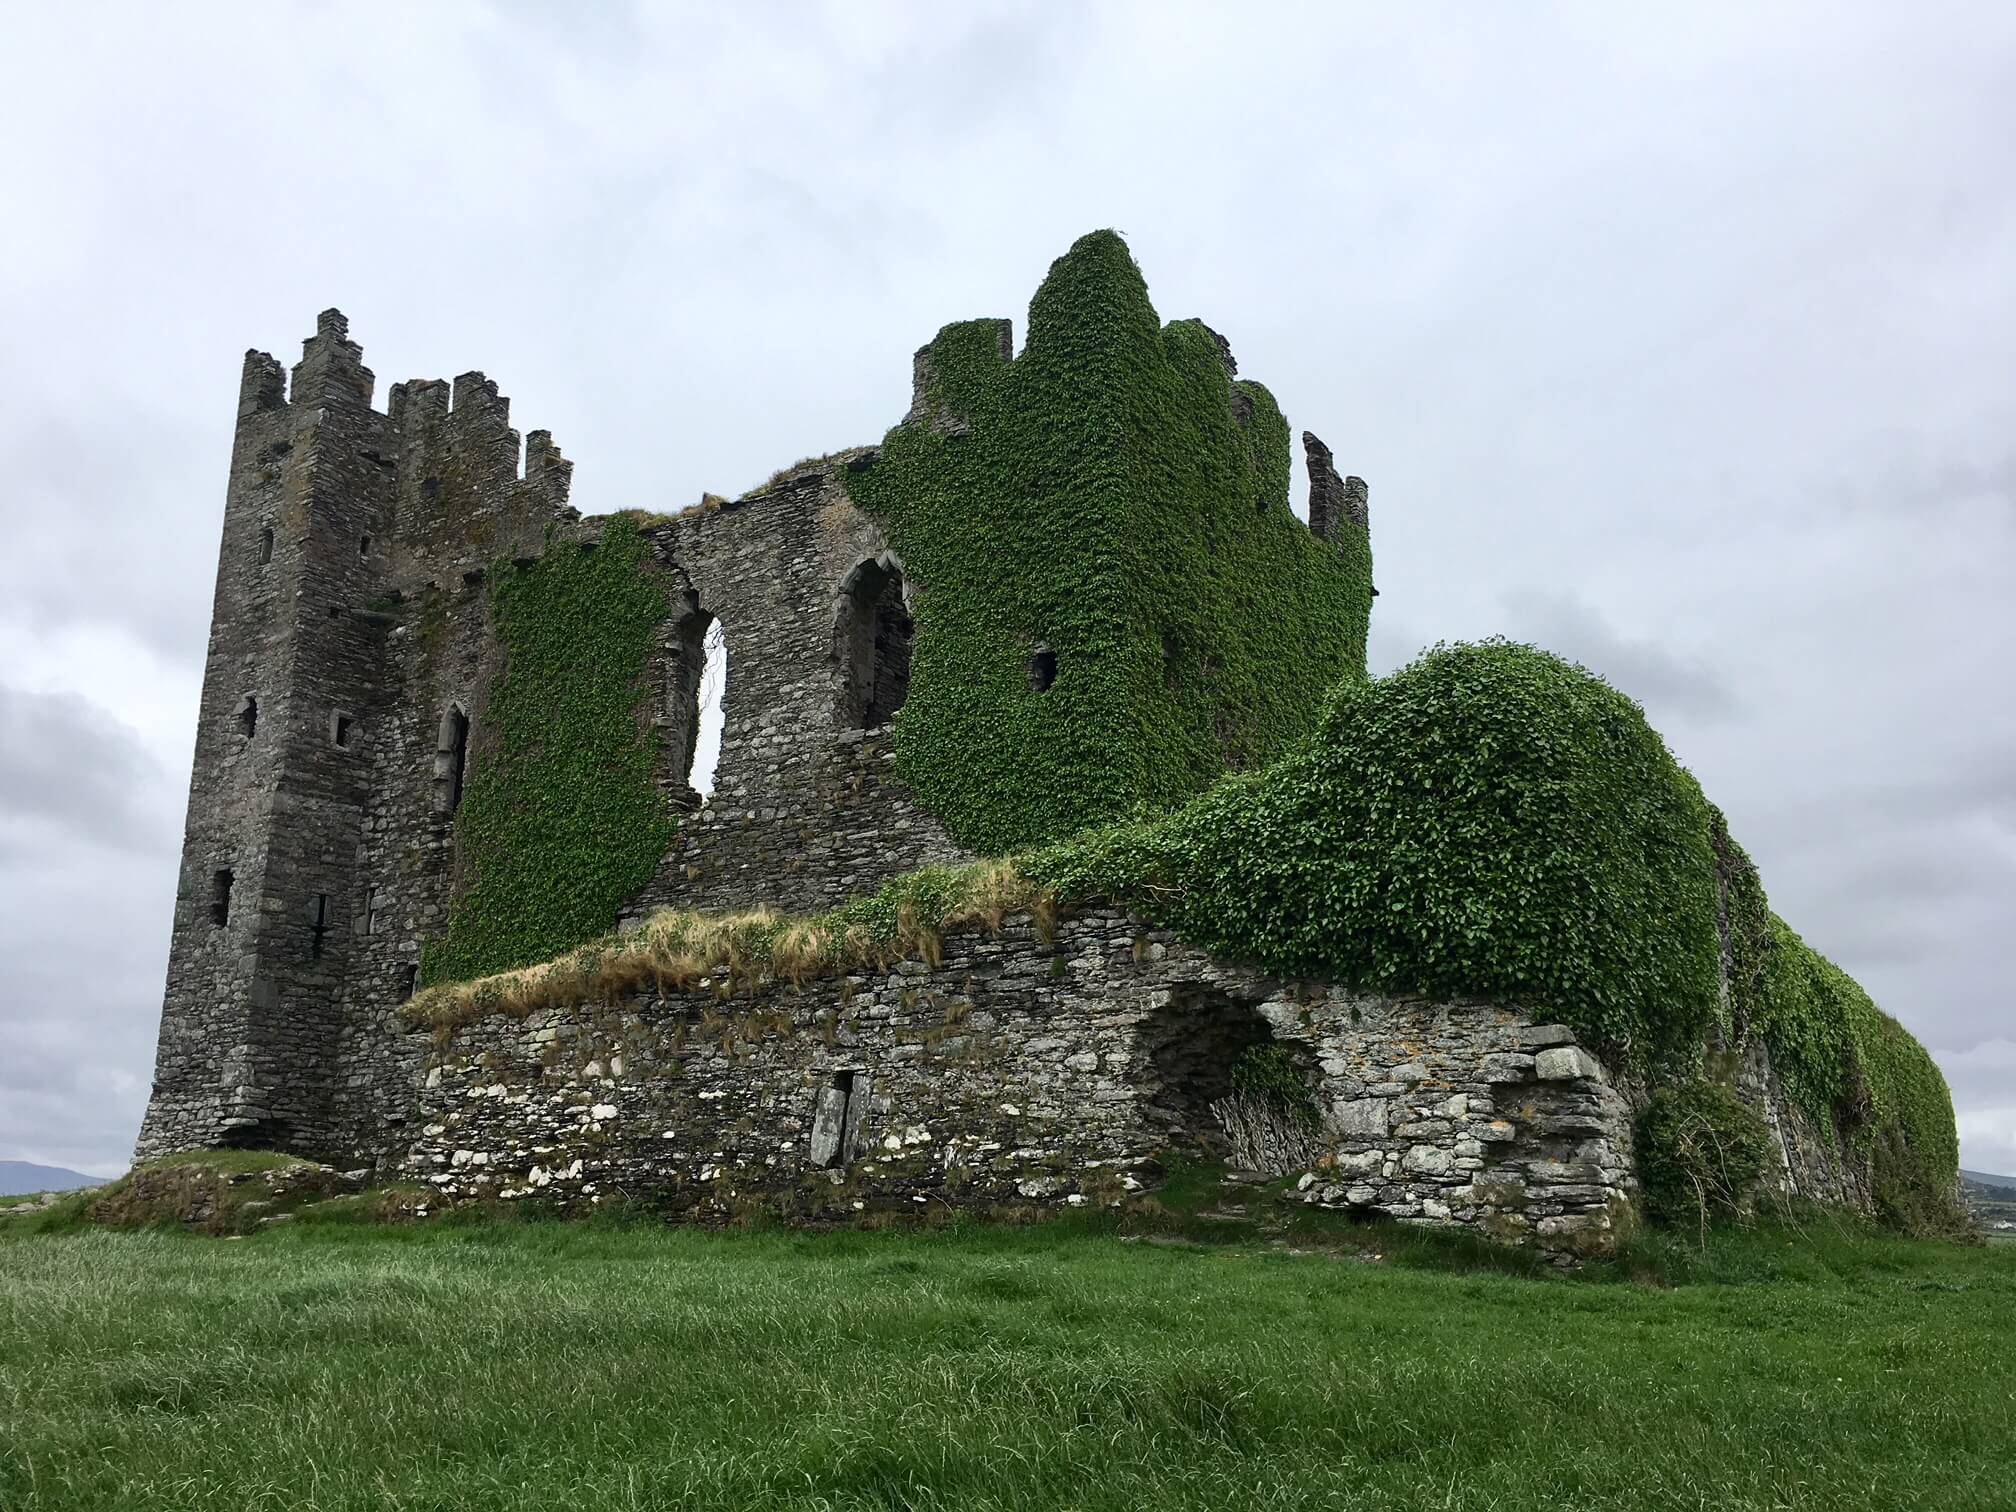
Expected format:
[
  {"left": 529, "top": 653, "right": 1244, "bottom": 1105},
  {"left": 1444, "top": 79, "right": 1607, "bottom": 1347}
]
[{"left": 404, "top": 860, "right": 1065, "bottom": 1031}]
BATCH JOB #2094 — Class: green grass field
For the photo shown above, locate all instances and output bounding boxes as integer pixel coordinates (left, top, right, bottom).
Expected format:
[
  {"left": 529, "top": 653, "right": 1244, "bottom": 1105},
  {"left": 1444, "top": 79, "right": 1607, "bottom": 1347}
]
[{"left": 2, "top": 1211, "right": 2012, "bottom": 1511}]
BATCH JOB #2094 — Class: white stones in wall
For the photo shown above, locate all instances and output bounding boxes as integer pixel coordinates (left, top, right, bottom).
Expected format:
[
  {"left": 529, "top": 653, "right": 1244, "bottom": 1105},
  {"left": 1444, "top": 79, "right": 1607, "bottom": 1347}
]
[
  {"left": 1333, "top": 1097, "right": 1388, "bottom": 1137},
  {"left": 1402, "top": 1145, "right": 1454, "bottom": 1176},
  {"left": 1535, "top": 1046, "right": 1605, "bottom": 1082}
]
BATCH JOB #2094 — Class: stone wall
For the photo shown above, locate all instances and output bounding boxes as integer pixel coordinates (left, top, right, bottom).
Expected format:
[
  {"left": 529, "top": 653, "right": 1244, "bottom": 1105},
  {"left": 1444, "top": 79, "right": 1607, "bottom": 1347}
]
[
  {"left": 395, "top": 908, "right": 1638, "bottom": 1260},
  {"left": 141, "top": 318, "right": 969, "bottom": 1166},
  {"left": 627, "top": 460, "right": 969, "bottom": 919}
]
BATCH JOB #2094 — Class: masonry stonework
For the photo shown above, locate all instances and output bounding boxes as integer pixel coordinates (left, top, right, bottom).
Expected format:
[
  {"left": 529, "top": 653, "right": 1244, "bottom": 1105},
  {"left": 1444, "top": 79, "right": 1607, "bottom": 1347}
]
[
  {"left": 139, "top": 288, "right": 1890, "bottom": 1259},
  {"left": 397, "top": 910, "right": 1639, "bottom": 1259}
]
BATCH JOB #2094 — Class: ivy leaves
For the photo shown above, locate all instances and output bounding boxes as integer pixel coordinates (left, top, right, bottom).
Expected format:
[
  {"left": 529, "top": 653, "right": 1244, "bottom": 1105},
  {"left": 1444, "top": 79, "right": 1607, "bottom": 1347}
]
[
  {"left": 424, "top": 519, "right": 674, "bottom": 984},
  {"left": 849, "top": 230, "right": 1373, "bottom": 854},
  {"left": 1028, "top": 640, "right": 1725, "bottom": 1074}
]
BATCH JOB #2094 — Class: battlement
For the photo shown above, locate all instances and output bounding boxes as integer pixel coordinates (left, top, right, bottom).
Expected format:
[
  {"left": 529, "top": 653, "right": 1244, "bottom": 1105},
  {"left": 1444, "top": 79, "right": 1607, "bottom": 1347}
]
[{"left": 229, "top": 316, "right": 569, "bottom": 512}]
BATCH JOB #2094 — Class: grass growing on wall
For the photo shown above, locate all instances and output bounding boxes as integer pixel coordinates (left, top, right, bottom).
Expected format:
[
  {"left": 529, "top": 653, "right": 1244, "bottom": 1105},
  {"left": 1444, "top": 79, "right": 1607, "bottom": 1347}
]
[
  {"left": 407, "top": 860, "right": 1048, "bottom": 1029},
  {"left": 847, "top": 229, "right": 1373, "bottom": 853},
  {"left": 423, "top": 519, "right": 674, "bottom": 985}
]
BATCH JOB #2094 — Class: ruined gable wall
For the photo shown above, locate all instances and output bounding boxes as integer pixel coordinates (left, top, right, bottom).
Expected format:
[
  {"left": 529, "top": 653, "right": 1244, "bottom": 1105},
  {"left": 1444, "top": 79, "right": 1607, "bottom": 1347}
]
[
  {"left": 396, "top": 909, "right": 1638, "bottom": 1260},
  {"left": 626, "top": 460, "right": 969, "bottom": 920}
]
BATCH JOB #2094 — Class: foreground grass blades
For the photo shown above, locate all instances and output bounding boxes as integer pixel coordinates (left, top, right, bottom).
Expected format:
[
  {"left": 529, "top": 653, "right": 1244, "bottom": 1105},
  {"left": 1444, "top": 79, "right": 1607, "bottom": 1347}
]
[{"left": 2, "top": 1219, "right": 2010, "bottom": 1510}]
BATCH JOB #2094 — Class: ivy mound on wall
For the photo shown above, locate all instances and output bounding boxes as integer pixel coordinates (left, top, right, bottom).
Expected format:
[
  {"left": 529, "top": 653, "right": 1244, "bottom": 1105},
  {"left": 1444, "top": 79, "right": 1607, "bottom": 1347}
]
[
  {"left": 1025, "top": 638, "right": 1959, "bottom": 1214},
  {"left": 1027, "top": 639, "right": 1725, "bottom": 1073},
  {"left": 1719, "top": 833, "right": 1964, "bottom": 1232},
  {"left": 849, "top": 229, "right": 1373, "bottom": 854},
  {"left": 424, "top": 519, "right": 674, "bottom": 985}
]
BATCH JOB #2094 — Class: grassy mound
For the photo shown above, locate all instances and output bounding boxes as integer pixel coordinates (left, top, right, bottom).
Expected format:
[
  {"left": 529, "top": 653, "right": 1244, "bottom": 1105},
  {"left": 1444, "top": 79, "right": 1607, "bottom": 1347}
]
[{"left": 5, "top": 1152, "right": 350, "bottom": 1238}]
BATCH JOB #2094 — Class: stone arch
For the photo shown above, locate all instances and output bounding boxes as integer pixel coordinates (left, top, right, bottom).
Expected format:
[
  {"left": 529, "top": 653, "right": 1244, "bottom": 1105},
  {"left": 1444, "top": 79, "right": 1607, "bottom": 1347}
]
[
  {"left": 833, "top": 554, "right": 913, "bottom": 730},
  {"left": 1133, "top": 984, "right": 1316, "bottom": 1163},
  {"left": 664, "top": 607, "right": 728, "bottom": 805}
]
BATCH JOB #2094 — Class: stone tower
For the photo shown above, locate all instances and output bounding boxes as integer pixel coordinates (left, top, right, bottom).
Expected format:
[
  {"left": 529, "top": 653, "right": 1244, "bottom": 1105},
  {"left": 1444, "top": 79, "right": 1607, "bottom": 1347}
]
[{"left": 136, "top": 313, "right": 571, "bottom": 1160}]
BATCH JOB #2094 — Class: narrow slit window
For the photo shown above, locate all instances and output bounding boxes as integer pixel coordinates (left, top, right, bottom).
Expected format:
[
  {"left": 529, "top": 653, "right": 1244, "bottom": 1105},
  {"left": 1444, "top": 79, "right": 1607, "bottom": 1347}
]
[
  {"left": 308, "top": 893, "right": 328, "bottom": 959},
  {"left": 258, "top": 526, "right": 274, "bottom": 565},
  {"left": 436, "top": 706, "right": 471, "bottom": 814},
  {"left": 358, "top": 534, "right": 371, "bottom": 557},
  {"left": 237, "top": 695, "right": 257, "bottom": 739},
  {"left": 401, "top": 963, "right": 419, "bottom": 999},
  {"left": 810, "top": 1069, "right": 863, "bottom": 1169},
  {"left": 363, "top": 885, "right": 380, "bottom": 936},
  {"left": 448, "top": 710, "right": 469, "bottom": 811},
  {"left": 210, "top": 868, "right": 234, "bottom": 927},
  {"left": 331, "top": 711, "right": 354, "bottom": 748}
]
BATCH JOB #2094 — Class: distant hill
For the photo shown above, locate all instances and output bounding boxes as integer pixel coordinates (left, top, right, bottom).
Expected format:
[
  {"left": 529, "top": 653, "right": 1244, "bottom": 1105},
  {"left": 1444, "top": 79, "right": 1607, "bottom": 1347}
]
[
  {"left": 1961, "top": 1169, "right": 2016, "bottom": 1191},
  {"left": 0, "top": 1160, "right": 108, "bottom": 1197}
]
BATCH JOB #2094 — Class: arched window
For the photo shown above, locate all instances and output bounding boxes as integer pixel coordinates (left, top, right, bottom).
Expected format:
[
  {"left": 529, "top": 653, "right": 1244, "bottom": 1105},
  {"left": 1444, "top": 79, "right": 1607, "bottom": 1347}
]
[
  {"left": 435, "top": 705, "right": 470, "bottom": 815},
  {"left": 665, "top": 611, "right": 727, "bottom": 804},
  {"left": 834, "top": 557, "right": 913, "bottom": 729}
]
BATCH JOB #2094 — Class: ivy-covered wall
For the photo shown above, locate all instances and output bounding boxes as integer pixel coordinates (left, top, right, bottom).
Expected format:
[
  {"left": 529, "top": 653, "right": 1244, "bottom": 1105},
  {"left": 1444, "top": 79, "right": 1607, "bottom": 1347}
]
[
  {"left": 1026, "top": 640, "right": 1726, "bottom": 1074},
  {"left": 1716, "top": 825, "right": 1960, "bottom": 1223},
  {"left": 423, "top": 519, "right": 674, "bottom": 984},
  {"left": 848, "top": 230, "right": 1373, "bottom": 853},
  {"left": 1023, "top": 639, "right": 1959, "bottom": 1203}
]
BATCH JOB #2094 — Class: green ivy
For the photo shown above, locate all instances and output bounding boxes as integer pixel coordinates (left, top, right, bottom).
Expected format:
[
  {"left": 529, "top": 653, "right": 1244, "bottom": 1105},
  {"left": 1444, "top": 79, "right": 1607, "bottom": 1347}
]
[
  {"left": 1025, "top": 639, "right": 1725, "bottom": 1075},
  {"left": 1634, "top": 1080, "right": 1772, "bottom": 1232},
  {"left": 423, "top": 518, "right": 674, "bottom": 984},
  {"left": 1230, "top": 1044, "right": 1320, "bottom": 1128},
  {"left": 847, "top": 229, "right": 1372, "bottom": 853},
  {"left": 1024, "top": 637, "right": 1958, "bottom": 1214},
  {"left": 1717, "top": 836, "right": 1961, "bottom": 1207}
]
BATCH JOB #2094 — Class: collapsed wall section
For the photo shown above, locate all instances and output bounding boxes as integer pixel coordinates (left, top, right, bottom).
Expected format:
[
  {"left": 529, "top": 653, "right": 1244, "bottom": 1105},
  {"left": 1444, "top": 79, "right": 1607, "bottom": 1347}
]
[
  {"left": 396, "top": 909, "right": 1638, "bottom": 1260},
  {"left": 625, "top": 461, "right": 969, "bottom": 919}
]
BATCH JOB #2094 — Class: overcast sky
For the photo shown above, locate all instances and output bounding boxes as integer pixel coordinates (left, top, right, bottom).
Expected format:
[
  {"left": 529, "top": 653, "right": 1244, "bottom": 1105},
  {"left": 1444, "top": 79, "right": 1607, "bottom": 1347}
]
[{"left": 2, "top": 2, "right": 2009, "bottom": 1179}]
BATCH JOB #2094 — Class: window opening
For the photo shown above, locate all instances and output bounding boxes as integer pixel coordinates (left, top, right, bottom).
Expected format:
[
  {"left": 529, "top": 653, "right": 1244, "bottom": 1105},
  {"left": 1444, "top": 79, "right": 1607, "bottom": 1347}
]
[
  {"left": 331, "top": 712, "right": 354, "bottom": 748},
  {"left": 809, "top": 1069, "right": 870, "bottom": 1169},
  {"left": 401, "top": 963, "right": 419, "bottom": 999},
  {"left": 834, "top": 559, "right": 912, "bottom": 729},
  {"left": 1028, "top": 647, "right": 1058, "bottom": 692},
  {"left": 237, "top": 695, "right": 257, "bottom": 739},
  {"left": 308, "top": 893, "right": 329, "bottom": 959},
  {"left": 436, "top": 707, "right": 471, "bottom": 814},
  {"left": 358, "top": 534, "right": 371, "bottom": 557},
  {"left": 363, "top": 885, "right": 380, "bottom": 936},
  {"left": 666, "top": 612, "right": 728, "bottom": 805},
  {"left": 210, "top": 868, "right": 234, "bottom": 927},
  {"left": 258, "top": 527, "right": 274, "bottom": 565}
]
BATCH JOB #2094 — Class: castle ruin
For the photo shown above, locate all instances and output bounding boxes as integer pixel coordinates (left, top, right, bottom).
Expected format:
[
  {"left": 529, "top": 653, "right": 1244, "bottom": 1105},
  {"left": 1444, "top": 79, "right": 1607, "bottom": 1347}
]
[{"left": 137, "top": 233, "right": 1921, "bottom": 1258}]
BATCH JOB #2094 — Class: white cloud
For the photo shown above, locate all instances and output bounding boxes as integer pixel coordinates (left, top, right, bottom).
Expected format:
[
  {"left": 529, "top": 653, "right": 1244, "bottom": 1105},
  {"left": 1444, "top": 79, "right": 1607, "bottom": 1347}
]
[{"left": 2, "top": 1, "right": 2013, "bottom": 1173}]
